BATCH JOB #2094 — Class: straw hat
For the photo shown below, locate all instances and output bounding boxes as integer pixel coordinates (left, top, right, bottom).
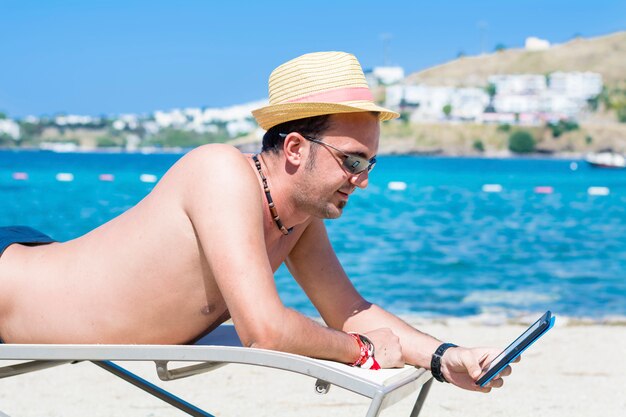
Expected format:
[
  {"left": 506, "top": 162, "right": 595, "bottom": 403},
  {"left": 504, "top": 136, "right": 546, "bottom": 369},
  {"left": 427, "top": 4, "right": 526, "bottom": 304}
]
[{"left": 252, "top": 51, "right": 399, "bottom": 130}]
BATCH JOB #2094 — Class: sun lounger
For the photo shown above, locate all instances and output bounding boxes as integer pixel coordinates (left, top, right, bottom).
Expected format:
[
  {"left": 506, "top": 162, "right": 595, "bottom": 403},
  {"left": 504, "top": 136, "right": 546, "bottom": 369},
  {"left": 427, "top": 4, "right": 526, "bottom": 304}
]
[{"left": 0, "top": 325, "right": 433, "bottom": 417}]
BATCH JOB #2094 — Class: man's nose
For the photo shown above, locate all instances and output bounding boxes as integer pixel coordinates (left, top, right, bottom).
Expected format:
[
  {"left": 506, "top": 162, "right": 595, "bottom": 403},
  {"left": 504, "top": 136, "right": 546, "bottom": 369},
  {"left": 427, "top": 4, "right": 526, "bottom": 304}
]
[{"left": 349, "top": 170, "right": 369, "bottom": 189}]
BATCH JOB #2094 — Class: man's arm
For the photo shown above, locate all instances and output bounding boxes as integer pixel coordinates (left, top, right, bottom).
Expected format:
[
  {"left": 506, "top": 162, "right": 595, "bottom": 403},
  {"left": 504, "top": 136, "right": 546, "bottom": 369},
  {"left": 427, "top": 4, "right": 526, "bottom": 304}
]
[
  {"left": 286, "top": 218, "right": 511, "bottom": 392},
  {"left": 174, "top": 145, "right": 383, "bottom": 365},
  {"left": 341, "top": 302, "right": 510, "bottom": 391}
]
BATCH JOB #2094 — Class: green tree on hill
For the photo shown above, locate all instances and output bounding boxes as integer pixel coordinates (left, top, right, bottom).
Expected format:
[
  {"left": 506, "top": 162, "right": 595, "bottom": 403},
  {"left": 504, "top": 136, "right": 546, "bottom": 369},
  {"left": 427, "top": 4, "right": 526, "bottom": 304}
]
[
  {"left": 600, "top": 86, "right": 626, "bottom": 122},
  {"left": 497, "top": 123, "right": 511, "bottom": 132},
  {"left": 548, "top": 120, "right": 579, "bottom": 138},
  {"left": 96, "top": 135, "right": 124, "bottom": 147},
  {"left": 17, "top": 121, "right": 43, "bottom": 141},
  {"left": 0, "top": 133, "right": 14, "bottom": 146},
  {"left": 442, "top": 104, "right": 452, "bottom": 119},
  {"left": 484, "top": 83, "right": 497, "bottom": 112},
  {"left": 473, "top": 139, "right": 485, "bottom": 152},
  {"left": 145, "top": 128, "right": 230, "bottom": 148},
  {"left": 485, "top": 83, "right": 497, "bottom": 99},
  {"left": 618, "top": 107, "right": 626, "bottom": 123},
  {"left": 508, "top": 131, "right": 536, "bottom": 153}
]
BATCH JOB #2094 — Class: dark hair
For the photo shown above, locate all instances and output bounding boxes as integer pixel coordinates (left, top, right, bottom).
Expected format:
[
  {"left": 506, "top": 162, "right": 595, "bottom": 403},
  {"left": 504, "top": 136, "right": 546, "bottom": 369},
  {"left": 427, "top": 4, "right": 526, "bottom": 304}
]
[{"left": 261, "top": 115, "right": 332, "bottom": 154}]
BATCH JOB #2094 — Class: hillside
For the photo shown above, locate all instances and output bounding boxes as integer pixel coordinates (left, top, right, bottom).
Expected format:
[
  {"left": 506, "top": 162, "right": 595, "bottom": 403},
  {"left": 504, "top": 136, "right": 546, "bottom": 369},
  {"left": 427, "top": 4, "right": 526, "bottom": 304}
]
[
  {"left": 406, "top": 31, "right": 626, "bottom": 88},
  {"left": 378, "top": 119, "right": 626, "bottom": 156}
]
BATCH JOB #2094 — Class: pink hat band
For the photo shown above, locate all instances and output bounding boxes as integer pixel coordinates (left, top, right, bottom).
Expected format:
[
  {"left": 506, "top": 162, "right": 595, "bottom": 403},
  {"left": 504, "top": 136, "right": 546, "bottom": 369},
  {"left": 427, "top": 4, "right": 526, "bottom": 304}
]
[{"left": 286, "top": 87, "right": 374, "bottom": 104}]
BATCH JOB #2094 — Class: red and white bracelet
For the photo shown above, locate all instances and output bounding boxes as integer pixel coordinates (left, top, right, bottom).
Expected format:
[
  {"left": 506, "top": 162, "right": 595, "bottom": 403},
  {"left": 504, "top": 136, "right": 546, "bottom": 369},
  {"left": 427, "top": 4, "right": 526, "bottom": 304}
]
[{"left": 348, "top": 333, "right": 381, "bottom": 370}]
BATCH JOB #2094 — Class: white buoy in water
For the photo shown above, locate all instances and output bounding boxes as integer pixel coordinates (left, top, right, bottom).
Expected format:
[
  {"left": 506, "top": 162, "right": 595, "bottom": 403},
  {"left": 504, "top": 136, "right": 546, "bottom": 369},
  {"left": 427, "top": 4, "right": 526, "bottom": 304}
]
[
  {"left": 388, "top": 181, "right": 407, "bottom": 191},
  {"left": 482, "top": 184, "right": 503, "bottom": 193},
  {"left": 140, "top": 174, "right": 158, "bottom": 183},
  {"left": 570, "top": 162, "right": 578, "bottom": 171},
  {"left": 99, "top": 173, "right": 115, "bottom": 182},
  {"left": 588, "top": 186, "right": 610, "bottom": 196},
  {"left": 56, "top": 173, "right": 74, "bottom": 182}
]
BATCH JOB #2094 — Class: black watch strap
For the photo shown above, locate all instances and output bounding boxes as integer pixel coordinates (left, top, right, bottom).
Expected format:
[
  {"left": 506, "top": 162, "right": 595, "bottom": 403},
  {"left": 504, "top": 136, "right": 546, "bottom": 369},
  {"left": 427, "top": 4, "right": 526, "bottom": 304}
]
[{"left": 430, "top": 343, "right": 458, "bottom": 383}]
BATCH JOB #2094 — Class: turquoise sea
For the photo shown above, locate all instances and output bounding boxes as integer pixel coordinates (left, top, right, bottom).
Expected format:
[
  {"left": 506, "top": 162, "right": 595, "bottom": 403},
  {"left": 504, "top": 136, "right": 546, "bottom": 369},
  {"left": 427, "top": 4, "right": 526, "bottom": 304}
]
[{"left": 1, "top": 150, "right": 625, "bottom": 320}]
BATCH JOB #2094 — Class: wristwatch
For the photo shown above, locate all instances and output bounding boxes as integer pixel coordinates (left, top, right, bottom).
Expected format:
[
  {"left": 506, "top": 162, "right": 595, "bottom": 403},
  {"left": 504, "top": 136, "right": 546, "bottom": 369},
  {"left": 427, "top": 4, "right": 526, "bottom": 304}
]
[{"left": 430, "top": 343, "right": 458, "bottom": 383}]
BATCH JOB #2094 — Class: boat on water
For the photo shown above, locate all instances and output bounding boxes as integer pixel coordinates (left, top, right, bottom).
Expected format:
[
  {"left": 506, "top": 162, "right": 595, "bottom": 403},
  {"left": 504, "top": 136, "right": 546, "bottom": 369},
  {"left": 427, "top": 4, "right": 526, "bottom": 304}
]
[{"left": 585, "top": 151, "right": 626, "bottom": 169}]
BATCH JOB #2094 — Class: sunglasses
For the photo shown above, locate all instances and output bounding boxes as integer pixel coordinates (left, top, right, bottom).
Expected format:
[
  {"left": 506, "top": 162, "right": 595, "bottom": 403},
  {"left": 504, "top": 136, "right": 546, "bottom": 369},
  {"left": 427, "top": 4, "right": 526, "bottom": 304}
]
[{"left": 279, "top": 133, "right": 376, "bottom": 175}]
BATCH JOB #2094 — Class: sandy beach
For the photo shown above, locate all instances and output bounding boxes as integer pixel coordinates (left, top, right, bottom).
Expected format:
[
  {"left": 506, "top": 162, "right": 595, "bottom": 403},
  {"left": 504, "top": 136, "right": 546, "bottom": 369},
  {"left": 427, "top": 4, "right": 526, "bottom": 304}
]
[{"left": 1, "top": 318, "right": 624, "bottom": 417}]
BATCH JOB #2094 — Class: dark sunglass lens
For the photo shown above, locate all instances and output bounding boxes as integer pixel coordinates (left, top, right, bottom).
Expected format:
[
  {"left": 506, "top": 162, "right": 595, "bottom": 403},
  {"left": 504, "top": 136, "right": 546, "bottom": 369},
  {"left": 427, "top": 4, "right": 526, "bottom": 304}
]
[{"left": 345, "top": 156, "right": 372, "bottom": 174}]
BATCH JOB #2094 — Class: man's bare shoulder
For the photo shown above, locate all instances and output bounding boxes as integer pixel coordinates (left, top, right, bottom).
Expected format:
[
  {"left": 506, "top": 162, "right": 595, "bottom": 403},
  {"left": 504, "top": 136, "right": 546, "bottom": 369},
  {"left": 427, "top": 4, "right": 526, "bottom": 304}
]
[
  {"left": 177, "top": 143, "right": 250, "bottom": 172},
  {"left": 163, "top": 144, "right": 256, "bottom": 188},
  {"left": 161, "top": 144, "right": 262, "bottom": 214}
]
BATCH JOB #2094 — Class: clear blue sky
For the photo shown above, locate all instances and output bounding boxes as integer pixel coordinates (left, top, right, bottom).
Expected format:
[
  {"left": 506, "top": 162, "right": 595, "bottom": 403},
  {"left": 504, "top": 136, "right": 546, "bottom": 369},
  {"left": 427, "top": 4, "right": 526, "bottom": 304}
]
[{"left": 1, "top": 0, "right": 624, "bottom": 117}]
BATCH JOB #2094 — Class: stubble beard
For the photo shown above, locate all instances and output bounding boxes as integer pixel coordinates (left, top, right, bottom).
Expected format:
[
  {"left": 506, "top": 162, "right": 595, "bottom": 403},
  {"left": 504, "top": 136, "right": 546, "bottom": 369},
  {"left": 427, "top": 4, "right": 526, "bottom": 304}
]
[
  {"left": 297, "top": 151, "right": 346, "bottom": 219},
  {"left": 294, "top": 184, "right": 344, "bottom": 219}
]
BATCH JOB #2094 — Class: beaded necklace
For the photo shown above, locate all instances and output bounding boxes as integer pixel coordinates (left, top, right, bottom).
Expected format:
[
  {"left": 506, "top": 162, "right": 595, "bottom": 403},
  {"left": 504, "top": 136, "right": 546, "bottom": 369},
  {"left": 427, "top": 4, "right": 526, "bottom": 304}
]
[{"left": 252, "top": 154, "right": 292, "bottom": 235}]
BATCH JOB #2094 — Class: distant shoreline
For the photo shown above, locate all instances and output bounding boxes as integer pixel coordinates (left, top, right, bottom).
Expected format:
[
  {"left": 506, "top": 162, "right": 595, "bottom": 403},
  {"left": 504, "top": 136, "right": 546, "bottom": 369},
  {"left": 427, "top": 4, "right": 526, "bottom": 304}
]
[
  {"left": 305, "top": 312, "right": 626, "bottom": 328},
  {"left": 0, "top": 145, "right": 592, "bottom": 160},
  {"left": 375, "top": 313, "right": 626, "bottom": 327}
]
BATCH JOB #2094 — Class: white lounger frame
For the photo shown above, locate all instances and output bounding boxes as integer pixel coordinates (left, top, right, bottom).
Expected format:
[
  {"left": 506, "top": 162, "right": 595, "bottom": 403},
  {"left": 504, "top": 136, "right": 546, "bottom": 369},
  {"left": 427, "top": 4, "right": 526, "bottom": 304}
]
[{"left": 0, "top": 325, "right": 433, "bottom": 417}]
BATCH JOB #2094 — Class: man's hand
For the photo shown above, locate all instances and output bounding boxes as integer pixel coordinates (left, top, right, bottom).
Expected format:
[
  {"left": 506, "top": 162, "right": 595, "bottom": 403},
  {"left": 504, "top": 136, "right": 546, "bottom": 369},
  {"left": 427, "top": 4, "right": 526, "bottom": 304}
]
[
  {"left": 363, "top": 328, "right": 404, "bottom": 368},
  {"left": 441, "top": 347, "right": 519, "bottom": 392}
]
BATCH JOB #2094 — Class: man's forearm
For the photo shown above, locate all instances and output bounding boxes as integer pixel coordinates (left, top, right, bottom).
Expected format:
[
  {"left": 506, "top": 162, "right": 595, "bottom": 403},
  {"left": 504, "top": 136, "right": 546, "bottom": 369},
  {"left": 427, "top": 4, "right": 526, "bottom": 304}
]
[
  {"left": 248, "top": 306, "right": 360, "bottom": 364},
  {"left": 341, "top": 302, "right": 442, "bottom": 368}
]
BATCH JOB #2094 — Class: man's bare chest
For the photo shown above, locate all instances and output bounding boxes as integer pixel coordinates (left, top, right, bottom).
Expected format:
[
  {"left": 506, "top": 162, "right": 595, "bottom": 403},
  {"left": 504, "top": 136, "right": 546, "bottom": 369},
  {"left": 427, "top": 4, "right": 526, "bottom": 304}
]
[{"left": 264, "top": 227, "right": 306, "bottom": 272}]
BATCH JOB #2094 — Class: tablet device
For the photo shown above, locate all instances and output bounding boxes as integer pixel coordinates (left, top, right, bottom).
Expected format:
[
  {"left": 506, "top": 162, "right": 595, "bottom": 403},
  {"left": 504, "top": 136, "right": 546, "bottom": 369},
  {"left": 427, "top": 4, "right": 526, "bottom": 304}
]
[{"left": 476, "top": 310, "right": 555, "bottom": 387}]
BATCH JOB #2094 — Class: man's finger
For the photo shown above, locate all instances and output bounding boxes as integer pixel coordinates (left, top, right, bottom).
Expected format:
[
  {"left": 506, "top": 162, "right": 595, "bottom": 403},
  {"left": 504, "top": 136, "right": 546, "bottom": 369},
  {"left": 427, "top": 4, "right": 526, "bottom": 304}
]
[
  {"left": 461, "top": 350, "right": 484, "bottom": 380},
  {"left": 477, "top": 386, "right": 492, "bottom": 394},
  {"left": 497, "top": 365, "right": 513, "bottom": 377},
  {"left": 487, "top": 377, "right": 504, "bottom": 389}
]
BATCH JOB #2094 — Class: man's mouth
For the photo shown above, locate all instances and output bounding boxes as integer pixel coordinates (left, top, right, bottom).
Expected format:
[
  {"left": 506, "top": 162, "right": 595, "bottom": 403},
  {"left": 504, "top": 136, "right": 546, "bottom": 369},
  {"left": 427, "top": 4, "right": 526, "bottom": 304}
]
[{"left": 336, "top": 189, "right": 354, "bottom": 201}]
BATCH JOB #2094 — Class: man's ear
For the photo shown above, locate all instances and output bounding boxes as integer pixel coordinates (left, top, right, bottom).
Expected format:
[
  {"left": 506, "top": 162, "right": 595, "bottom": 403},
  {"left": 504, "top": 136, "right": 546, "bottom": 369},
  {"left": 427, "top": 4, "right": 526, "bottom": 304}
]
[{"left": 283, "top": 133, "right": 306, "bottom": 168}]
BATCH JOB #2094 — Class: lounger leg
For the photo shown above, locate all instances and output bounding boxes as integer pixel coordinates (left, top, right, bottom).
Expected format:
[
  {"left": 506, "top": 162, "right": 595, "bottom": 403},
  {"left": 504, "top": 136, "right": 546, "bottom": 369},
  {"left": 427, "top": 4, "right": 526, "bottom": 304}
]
[
  {"left": 91, "top": 361, "right": 216, "bottom": 417},
  {"left": 0, "top": 360, "right": 73, "bottom": 379},
  {"left": 364, "top": 392, "right": 385, "bottom": 417},
  {"left": 409, "top": 377, "right": 433, "bottom": 417}
]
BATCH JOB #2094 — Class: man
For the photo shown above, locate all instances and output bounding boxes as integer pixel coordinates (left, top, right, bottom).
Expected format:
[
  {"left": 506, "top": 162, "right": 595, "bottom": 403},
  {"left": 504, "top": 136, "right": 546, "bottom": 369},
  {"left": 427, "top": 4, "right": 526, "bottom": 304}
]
[{"left": 0, "top": 51, "right": 513, "bottom": 392}]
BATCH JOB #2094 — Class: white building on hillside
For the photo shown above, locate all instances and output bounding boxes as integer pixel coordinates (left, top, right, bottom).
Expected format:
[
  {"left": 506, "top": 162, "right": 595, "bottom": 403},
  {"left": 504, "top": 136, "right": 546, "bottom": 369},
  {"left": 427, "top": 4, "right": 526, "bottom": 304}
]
[
  {"left": 493, "top": 94, "right": 541, "bottom": 114},
  {"left": 112, "top": 114, "right": 140, "bottom": 130},
  {"left": 55, "top": 114, "right": 100, "bottom": 126},
  {"left": 449, "top": 88, "right": 490, "bottom": 119},
  {"left": 154, "top": 109, "right": 188, "bottom": 128},
  {"left": 385, "top": 85, "right": 454, "bottom": 120},
  {"left": 386, "top": 85, "right": 488, "bottom": 121},
  {"left": 486, "top": 71, "right": 603, "bottom": 117},
  {"left": 539, "top": 91, "right": 583, "bottom": 115},
  {"left": 226, "top": 119, "right": 257, "bottom": 137},
  {"left": 200, "top": 100, "right": 266, "bottom": 124},
  {"left": 525, "top": 36, "right": 550, "bottom": 51},
  {"left": 372, "top": 66, "right": 405, "bottom": 85},
  {"left": 488, "top": 74, "right": 547, "bottom": 95},
  {"left": 410, "top": 86, "right": 455, "bottom": 120},
  {"left": 0, "top": 119, "right": 20, "bottom": 139},
  {"left": 549, "top": 72, "right": 603, "bottom": 100},
  {"left": 151, "top": 100, "right": 266, "bottom": 136},
  {"left": 385, "top": 84, "right": 408, "bottom": 107}
]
